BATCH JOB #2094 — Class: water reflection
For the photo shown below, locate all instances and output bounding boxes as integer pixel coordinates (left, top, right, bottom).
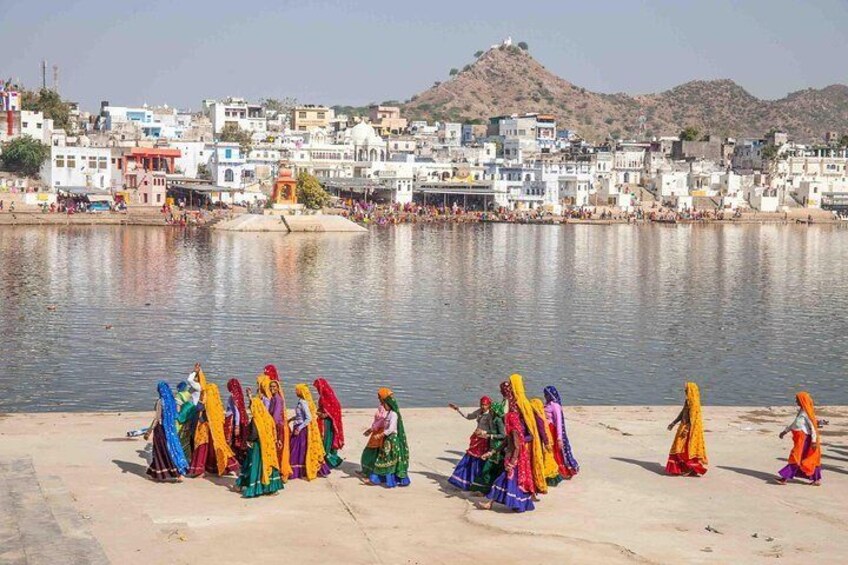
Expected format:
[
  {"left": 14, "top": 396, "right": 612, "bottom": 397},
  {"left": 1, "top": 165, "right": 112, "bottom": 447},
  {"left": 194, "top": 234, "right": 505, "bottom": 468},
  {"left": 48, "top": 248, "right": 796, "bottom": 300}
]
[{"left": 1, "top": 224, "right": 847, "bottom": 412}]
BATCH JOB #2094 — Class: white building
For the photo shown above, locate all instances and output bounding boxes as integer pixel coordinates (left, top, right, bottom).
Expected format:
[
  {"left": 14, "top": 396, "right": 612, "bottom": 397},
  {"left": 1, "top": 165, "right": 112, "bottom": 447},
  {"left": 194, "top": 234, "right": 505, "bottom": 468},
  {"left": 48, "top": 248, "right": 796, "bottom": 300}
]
[
  {"left": 207, "top": 98, "right": 267, "bottom": 135},
  {"left": 210, "top": 143, "right": 249, "bottom": 189},
  {"left": 41, "top": 144, "right": 113, "bottom": 190}
]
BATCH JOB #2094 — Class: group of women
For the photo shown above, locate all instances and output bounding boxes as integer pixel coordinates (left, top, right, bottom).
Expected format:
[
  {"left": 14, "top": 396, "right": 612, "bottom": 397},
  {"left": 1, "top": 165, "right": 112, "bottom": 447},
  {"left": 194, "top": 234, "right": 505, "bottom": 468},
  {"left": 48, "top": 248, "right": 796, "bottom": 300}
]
[
  {"left": 447, "top": 374, "right": 580, "bottom": 513},
  {"left": 664, "top": 382, "right": 823, "bottom": 486},
  {"left": 145, "top": 364, "right": 348, "bottom": 498},
  {"left": 145, "top": 367, "right": 825, "bottom": 506}
]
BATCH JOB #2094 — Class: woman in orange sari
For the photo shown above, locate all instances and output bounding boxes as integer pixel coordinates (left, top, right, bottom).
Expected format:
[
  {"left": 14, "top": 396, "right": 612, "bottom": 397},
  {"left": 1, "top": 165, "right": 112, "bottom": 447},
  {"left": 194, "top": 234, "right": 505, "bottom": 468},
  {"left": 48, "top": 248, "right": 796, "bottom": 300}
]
[
  {"left": 665, "top": 382, "right": 707, "bottom": 476},
  {"left": 777, "top": 392, "right": 822, "bottom": 486}
]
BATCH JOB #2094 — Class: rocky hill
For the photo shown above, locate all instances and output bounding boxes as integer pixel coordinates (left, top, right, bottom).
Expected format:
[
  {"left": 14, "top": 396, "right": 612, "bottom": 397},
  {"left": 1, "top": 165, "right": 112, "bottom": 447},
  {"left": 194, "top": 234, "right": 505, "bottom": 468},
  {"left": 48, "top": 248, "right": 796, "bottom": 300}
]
[{"left": 400, "top": 46, "right": 848, "bottom": 142}]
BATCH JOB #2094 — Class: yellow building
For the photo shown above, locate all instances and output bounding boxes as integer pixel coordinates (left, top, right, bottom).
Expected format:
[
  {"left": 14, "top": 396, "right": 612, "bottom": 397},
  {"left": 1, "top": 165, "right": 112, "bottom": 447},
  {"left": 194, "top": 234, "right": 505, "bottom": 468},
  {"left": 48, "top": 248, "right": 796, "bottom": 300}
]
[{"left": 291, "top": 105, "right": 332, "bottom": 131}]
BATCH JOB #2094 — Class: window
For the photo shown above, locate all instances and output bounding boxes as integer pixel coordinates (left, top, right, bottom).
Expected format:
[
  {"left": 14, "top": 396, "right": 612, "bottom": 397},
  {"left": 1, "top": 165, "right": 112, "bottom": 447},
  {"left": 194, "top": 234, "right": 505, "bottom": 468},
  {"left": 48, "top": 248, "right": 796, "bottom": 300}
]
[
  {"left": 67, "top": 155, "right": 76, "bottom": 169},
  {"left": 37, "top": 123, "right": 42, "bottom": 129},
  {"left": 55, "top": 155, "right": 65, "bottom": 168},
  {"left": 143, "top": 193, "right": 148, "bottom": 204},
  {"left": 98, "top": 157, "right": 107, "bottom": 169},
  {"left": 88, "top": 157, "right": 97, "bottom": 169},
  {"left": 225, "top": 148, "right": 232, "bottom": 159},
  {"left": 224, "top": 169, "right": 234, "bottom": 182},
  {"left": 22, "top": 122, "right": 28, "bottom": 128},
  {"left": 317, "top": 112, "right": 325, "bottom": 119},
  {"left": 156, "top": 194, "right": 162, "bottom": 203}
]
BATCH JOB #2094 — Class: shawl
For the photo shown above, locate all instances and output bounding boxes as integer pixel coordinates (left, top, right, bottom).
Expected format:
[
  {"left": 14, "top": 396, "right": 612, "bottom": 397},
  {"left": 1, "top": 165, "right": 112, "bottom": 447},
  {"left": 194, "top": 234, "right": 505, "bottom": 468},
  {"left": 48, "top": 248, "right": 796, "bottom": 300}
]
[
  {"left": 383, "top": 394, "right": 410, "bottom": 478},
  {"left": 378, "top": 387, "right": 393, "bottom": 401},
  {"left": 295, "top": 384, "right": 327, "bottom": 480},
  {"left": 505, "top": 411, "right": 532, "bottom": 492},
  {"left": 543, "top": 385, "right": 562, "bottom": 406},
  {"left": 796, "top": 391, "right": 821, "bottom": 475},
  {"left": 509, "top": 374, "right": 548, "bottom": 494},
  {"left": 226, "top": 378, "right": 248, "bottom": 428},
  {"left": 684, "top": 382, "right": 708, "bottom": 464},
  {"left": 250, "top": 394, "right": 280, "bottom": 485},
  {"left": 202, "top": 383, "right": 236, "bottom": 475},
  {"left": 531, "top": 397, "right": 559, "bottom": 478},
  {"left": 157, "top": 381, "right": 188, "bottom": 475},
  {"left": 500, "top": 381, "right": 516, "bottom": 411},
  {"left": 491, "top": 400, "right": 506, "bottom": 419},
  {"left": 257, "top": 374, "right": 292, "bottom": 480},
  {"left": 264, "top": 364, "right": 279, "bottom": 382},
  {"left": 314, "top": 377, "right": 344, "bottom": 450},
  {"left": 197, "top": 368, "right": 208, "bottom": 388}
]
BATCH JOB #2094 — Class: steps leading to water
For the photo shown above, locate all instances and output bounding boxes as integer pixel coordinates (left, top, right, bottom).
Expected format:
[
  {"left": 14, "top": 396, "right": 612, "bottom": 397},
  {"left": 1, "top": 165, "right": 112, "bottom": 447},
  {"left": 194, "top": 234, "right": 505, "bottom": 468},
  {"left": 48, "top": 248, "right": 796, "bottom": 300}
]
[{"left": 214, "top": 213, "right": 367, "bottom": 233}]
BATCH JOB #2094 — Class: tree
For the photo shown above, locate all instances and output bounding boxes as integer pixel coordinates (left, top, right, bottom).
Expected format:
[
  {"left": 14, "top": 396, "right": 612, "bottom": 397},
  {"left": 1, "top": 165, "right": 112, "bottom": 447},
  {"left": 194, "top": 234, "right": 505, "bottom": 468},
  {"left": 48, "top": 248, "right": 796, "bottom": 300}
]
[
  {"left": 839, "top": 134, "right": 848, "bottom": 148},
  {"left": 219, "top": 123, "right": 253, "bottom": 154},
  {"left": 1, "top": 135, "right": 50, "bottom": 177},
  {"left": 196, "top": 163, "right": 212, "bottom": 181},
  {"left": 517, "top": 41, "right": 529, "bottom": 51},
  {"left": 679, "top": 126, "right": 700, "bottom": 141},
  {"left": 474, "top": 50, "right": 484, "bottom": 58},
  {"left": 296, "top": 171, "right": 330, "bottom": 210},
  {"left": 449, "top": 68, "right": 459, "bottom": 76},
  {"left": 21, "top": 88, "right": 72, "bottom": 131},
  {"left": 262, "top": 96, "right": 297, "bottom": 115}
]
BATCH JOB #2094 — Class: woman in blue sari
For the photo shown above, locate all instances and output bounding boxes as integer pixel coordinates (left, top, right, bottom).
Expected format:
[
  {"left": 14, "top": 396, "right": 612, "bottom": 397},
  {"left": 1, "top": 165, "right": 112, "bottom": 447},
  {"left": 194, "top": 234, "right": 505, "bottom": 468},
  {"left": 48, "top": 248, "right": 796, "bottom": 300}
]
[{"left": 145, "top": 381, "right": 189, "bottom": 482}]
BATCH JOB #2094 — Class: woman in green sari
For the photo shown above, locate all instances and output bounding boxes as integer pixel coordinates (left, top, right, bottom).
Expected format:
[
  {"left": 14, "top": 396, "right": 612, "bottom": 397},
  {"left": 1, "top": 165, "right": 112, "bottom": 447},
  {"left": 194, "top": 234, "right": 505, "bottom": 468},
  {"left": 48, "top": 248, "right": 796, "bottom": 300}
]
[
  {"left": 469, "top": 400, "right": 506, "bottom": 495},
  {"left": 363, "top": 388, "right": 410, "bottom": 488},
  {"left": 313, "top": 378, "right": 344, "bottom": 468},
  {"left": 175, "top": 382, "right": 197, "bottom": 460},
  {"left": 237, "top": 392, "right": 284, "bottom": 498}
]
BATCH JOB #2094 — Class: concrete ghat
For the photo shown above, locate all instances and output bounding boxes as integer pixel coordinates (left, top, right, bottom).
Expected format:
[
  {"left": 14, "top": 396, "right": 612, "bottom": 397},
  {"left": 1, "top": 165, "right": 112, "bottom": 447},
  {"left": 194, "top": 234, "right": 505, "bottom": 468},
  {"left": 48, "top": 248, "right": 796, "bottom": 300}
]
[
  {"left": 0, "top": 407, "right": 846, "bottom": 564},
  {"left": 214, "top": 214, "right": 366, "bottom": 233}
]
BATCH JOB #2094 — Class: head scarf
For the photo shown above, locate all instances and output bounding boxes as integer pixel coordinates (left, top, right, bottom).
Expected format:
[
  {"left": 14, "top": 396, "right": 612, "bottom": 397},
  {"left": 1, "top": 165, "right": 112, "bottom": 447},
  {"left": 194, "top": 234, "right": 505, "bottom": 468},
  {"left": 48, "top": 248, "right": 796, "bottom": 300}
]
[
  {"left": 543, "top": 385, "right": 562, "bottom": 405},
  {"left": 175, "top": 382, "right": 191, "bottom": 408},
  {"left": 295, "top": 384, "right": 327, "bottom": 480},
  {"left": 480, "top": 396, "right": 492, "bottom": 407},
  {"left": 796, "top": 391, "right": 821, "bottom": 475},
  {"left": 197, "top": 368, "right": 208, "bottom": 388},
  {"left": 500, "top": 381, "right": 517, "bottom": 411},
  {"left": 490, "top": 400, "right": 506, "bottom": 419},
  {"left": 382, "top": 393, "right": 410, "bottom": 479},
  {"left": 684, "top": 382, "right": 708, "bottom": 464},
  {"left": 226, "top": 378, "right": 248, "bottom": 428},
  {"left": 257, "top": 374, "right": 272, "bottom": 399},
  {"left": 157, "top": 381, "right": 188, "bottom": 475},
  {"left": 378, "top": 387, "right": 393, "bottom": 401},
  {"left": 264, "top": 364, "right": 279, "bottom": 382},
  {"left": 313, "top": 378, "right": 344, "bottom": 450},
  {"left": 509, "top": 374, "right": 548, "bottom": 493},
  {"left": 257, "top": 373, "right": 292, "bottom": 480},
  {"left": 250, "top": 394, "right": 280, "bottom": 485},
  {"left": 202, "top": 383, "right": 236, "bottom": 475}
]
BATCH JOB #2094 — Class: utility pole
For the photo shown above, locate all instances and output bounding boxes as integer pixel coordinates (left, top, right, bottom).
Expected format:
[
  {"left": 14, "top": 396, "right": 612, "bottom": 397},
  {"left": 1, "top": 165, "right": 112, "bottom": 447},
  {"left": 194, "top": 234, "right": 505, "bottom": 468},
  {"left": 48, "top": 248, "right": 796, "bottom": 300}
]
[
  {"left": 41, "top": 60, "right": 47, "bottom": 89},
  {"left": 53, "top": 65, "right": 59, "bottom": 93}
]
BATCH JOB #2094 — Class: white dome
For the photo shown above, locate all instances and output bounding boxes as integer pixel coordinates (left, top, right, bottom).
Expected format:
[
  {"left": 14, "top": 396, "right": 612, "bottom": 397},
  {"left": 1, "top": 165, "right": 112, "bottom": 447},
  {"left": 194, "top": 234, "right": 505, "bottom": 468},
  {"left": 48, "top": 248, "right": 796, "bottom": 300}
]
[{"left": 349, "top": 121, "right": 378, "bottom": 145}]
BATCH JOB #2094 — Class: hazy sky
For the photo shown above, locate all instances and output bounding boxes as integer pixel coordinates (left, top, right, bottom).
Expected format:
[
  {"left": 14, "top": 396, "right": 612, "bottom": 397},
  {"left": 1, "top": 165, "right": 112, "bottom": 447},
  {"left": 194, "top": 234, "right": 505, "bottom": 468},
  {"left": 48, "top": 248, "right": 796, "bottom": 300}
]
[{"left": 3, "top": 0, "right": 847, "bottom": 112}]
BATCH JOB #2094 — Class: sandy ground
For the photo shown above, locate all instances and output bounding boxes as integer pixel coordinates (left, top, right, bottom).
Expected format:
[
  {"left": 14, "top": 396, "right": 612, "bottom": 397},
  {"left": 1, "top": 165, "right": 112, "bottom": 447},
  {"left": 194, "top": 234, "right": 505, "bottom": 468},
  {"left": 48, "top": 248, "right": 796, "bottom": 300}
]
[{"left": 1, "top": 406, "right": 846, "bottom": 565}]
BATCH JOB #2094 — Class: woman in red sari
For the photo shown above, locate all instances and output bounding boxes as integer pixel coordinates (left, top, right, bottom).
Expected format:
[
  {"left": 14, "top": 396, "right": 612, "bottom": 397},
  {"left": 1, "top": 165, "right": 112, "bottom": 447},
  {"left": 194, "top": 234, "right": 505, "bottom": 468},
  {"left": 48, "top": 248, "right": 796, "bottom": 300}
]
[
  {"left": 480, "top": 411, "right": 535, "bottom": 512},
  {"left": 313, "top": 378, "right": 344, "bottom": 469},
  {"left": 224, "top": 378, "right": 249, "bottom": 463}
]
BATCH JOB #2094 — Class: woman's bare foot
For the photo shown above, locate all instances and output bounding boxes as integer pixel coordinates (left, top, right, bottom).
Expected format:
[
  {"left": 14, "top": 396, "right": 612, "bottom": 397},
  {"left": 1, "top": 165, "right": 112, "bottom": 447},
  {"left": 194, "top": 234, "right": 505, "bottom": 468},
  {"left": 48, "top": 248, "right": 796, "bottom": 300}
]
[
  {"left": 811, "top": 480, "right": 821, "bottom": 487},
  {"left": 478, "top": 500, "right": 493, "bottom": 510},
  {"left": 470, "top": 491, "right": 485, "bottom": 497},
  {"left": 775, "top": 478, "right": 787, "bottom": 485}
]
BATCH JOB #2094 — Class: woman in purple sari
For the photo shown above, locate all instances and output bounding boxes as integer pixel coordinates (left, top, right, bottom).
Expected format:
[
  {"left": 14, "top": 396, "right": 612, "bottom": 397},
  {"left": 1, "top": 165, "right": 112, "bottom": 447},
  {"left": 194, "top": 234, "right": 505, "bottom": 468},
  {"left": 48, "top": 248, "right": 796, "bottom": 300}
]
[{"left": 543, "top": 386, "right": 579, "bottom": 479}]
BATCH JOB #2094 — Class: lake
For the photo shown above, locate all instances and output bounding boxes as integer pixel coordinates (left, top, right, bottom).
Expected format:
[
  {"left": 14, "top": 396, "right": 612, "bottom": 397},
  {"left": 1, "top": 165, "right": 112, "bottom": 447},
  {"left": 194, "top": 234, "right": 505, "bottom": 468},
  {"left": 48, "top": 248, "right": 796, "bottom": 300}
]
[{"left": 1, "top": 223, "right": 846, "bottom": 412}]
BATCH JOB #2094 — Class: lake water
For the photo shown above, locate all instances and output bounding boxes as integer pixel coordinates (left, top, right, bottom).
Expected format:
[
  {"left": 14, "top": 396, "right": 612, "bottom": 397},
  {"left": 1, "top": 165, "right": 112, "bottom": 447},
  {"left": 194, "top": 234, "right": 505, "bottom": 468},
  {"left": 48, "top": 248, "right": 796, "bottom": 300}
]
[{"left": 1, "top": 223, "right": 847, "bottom": 412}]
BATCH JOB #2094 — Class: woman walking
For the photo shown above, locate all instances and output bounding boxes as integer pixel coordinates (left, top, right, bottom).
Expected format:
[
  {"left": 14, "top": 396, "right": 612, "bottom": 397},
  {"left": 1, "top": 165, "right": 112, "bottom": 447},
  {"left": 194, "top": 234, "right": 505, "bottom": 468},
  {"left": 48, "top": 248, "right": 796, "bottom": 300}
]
[
  {"left": 509, "top": 374, "right": 548, "bottom": 495},
  {"left": 448, "top": 396, "right": 497, "bottom": 491},
  {"left": 313, "top": 378, "right": 345, "bottom": 469},
  {"left": 236, "top": 393, "right": 284, "bottom": 498},
  {"left": 777, "top": 392, "right": 822, "bottom": 486},
  {"left": 289, "top": 384, "right": 330, "bottom": 480},
  {"left": 480, "top": 411, "right": 535, "bottom": 513},
  {"left": 224, "top": 378, "right": 249, "bottom": 463},
  {"left": 187, "top": 383, "right": 240, "bottom": 477},
  {"left": 145, "top": 382, "right": 189, "bottom": 482},
  {"left": 257, "top": 374, "right": 293, "bottom": 481},
  {"left": 666, "top": 382, "right": 708, "bottom": 476},
  {"left": 543, "top": 385, "right": 579, "bottom": 480},
  {"left": 530, "top": 398, "right": 561, "bottom": 486},
  {"left": 362, "top": 388, "right": 411, "bottom": 487}
]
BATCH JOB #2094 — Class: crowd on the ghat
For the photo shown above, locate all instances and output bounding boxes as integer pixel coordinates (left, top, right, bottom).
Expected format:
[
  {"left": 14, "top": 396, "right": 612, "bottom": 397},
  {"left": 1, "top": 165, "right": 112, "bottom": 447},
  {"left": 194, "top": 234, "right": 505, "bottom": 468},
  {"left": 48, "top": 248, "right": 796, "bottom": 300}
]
[
  {"left": 334, "top": 200, "right": 747, "bottom": 226},
  {"left": 142, "top": 366, "right": 825, "bottom": 512}
]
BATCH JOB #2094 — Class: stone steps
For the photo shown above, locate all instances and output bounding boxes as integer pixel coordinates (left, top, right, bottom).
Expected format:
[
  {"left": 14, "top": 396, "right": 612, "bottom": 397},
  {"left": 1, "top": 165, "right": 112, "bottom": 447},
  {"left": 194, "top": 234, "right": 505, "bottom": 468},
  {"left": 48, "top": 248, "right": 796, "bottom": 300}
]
[{"left": 0, "top": 458, "right": 108, "bottom": 565}]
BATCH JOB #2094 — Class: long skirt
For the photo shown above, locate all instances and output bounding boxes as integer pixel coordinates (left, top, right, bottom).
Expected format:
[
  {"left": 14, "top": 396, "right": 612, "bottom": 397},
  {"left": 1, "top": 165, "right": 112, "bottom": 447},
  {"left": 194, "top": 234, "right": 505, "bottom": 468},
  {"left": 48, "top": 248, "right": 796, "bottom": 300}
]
[
  {"left": 146, "top": 423, "right": 181, "bottom": 481},
  {"left": 666, "top": 424, "right": 707, "bottom": 476},
  {"left": 448, "top": 453, "right": 485, "bottom": 491},
  {"left": 289, "top": 429, "right": 330, "bottom": 480},
  {"left": 361, "top": 446, "right": 380, "bottom": 476},
  {"left": 187, "top": 431, "right": 240, "bottom": 477},
  {"left": 236, "top": 442, "right": 284, "bottom": 498},
  {"left": 778, "top": 432, "right": 822, "bottom": 482},
  {"left": 224, "top": 414, "right": 248, "bottom": 464},
  {"left": 486, "top": 470, "right": 535, "bottom": 512},
  {"left": 322, "top": 417, "right": 344, "bottom": 469},
  {"left": 369, "top": 435, "right": 411, "bottom": 488},
  {"left": 469, "top": 456, "right": 503, "bottom": 494}
]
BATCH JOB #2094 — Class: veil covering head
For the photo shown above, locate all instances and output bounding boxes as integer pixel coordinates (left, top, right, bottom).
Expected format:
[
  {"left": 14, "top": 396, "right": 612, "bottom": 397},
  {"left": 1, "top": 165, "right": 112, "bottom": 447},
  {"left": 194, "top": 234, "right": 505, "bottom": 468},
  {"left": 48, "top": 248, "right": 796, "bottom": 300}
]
[
  {"left": 795, "top": 391, "right": 821, "bottom": 476},
  {"left": 157, "top": 381, "right": 188, "bottom": 475},
  {"left": 684, "top": 382, "right": 707, "bottom": 464},
  {"left": 313, "top": 378, "right": 344, "bottom": 450},
  {"left": 294, "top": 384, "right": 326, "bottom": 480},
  {"left": 202, "top": 383, "right": 236, "bottom": 475},
  {"left": 509, "top": 374, "right": 548, "bottom": 494},
  {"left": 382, "top": 393, "right": 410, "bottom": 479},
  {"left": 250, "top": 395, "right": 280, "bottom": 485},
  {"left": 226, "top": 378, "right": 248, "bottom": 426}
]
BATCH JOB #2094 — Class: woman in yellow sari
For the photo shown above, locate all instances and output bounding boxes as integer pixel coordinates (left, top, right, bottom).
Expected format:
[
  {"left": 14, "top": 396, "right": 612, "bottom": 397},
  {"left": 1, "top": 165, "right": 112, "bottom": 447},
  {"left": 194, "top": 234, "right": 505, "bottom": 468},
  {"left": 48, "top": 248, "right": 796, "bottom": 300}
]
[
  {"left": 237, "top": 393, "right": 284, "bottom": 497},
  {"left": 666, "top": 382, "right": 707, "bottom": 476},
  {"left": 509, "top": 374, "right": 548, "bottom": 495},
  {"left": 530, "top": 398, "right": 562, "bottom": 486},
  {"left": 187, "top": 383, "right": 240, "bottom": 477},
  {"left": 289, "top": 384, "right": 330, "bottom": 480},
  {"left": 256, "top": 374, "right": 293, "bottom": 481}
]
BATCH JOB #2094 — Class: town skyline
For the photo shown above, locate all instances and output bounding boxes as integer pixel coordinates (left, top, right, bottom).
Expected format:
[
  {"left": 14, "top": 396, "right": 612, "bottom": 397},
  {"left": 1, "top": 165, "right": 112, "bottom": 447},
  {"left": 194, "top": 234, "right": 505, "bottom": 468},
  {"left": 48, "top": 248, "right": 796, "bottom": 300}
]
[{"left": 3, "top": 0, "right": 848, "bottom": 111}]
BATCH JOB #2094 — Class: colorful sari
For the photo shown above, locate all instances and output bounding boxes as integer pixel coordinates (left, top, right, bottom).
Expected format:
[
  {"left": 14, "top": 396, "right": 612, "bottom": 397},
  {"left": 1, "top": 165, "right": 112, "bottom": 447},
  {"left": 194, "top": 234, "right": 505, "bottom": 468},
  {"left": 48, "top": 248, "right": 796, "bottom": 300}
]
[
  {"left": 448, "top": 397, "right": 494, "bottom": 491},
  {"left": 146, "top": 381, "right": 189, "bottom": 481},
  {"left": 258, "top": 374, "right": 293, "bottom": 481},
  {"left": 486, "top": 412, "right": 535, "bottom": 512},
  {"left": 367, "top": 388, "right": 411, "bottom": 488},
  {"left": 544, "top": 386, "right": 579, "bottom": 480},
  {"left": 509, "top": 374, "right": 548, "bottom": 494},
  {"left": 314, "top": 378, "right": 344, "bottom": 468},
  {"left": 187, "top": 383, "right": 240, "bottom": 477},
  {"left": 469, "top": 401, "right": 507, "bottom": 494},
  {"left": 666, "top": 382, "right": 708, "bottom": 476},
  {"left": 289, "top": 384, "right": 329, "bottom": 480},
  {"left": 237, "top": 396, "right": 283, "bottom": 497},
  {"left": 531, "top": 398, "right": 561, "bottom": 486},
  {"left": 778, "top": 392, "right": 822, "bottom": 483},
  {"left": 361, "top": 402, "right": 389, "bottom": 477},
  {"left": 224, "top": 378, "right": 249, "bottom": 462}
]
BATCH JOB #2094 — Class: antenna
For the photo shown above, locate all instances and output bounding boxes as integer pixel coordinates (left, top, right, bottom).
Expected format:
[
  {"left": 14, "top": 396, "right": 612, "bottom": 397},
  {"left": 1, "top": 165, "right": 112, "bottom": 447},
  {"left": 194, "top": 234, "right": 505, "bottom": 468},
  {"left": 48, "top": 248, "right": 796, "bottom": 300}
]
[
  {"left": 52, "top": 65, "right": 58, "bottom": 93},
  {"left": 41, "top": 60, "right": 47, "bottom": 89}
]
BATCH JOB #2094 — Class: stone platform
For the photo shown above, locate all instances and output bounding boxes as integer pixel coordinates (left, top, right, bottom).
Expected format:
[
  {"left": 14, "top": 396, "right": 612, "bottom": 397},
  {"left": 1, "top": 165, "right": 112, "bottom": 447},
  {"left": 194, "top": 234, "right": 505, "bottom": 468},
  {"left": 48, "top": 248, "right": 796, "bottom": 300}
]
[{"left": 213, "top": 214, "right": 367, "bottom": 233}]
